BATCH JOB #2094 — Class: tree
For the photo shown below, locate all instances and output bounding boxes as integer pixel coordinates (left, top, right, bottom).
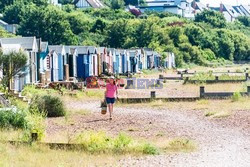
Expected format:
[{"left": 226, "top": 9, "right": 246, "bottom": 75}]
[
  {"left": 106, "top": 19, "right": 130, "bottom": 48},
  {"left": 195, "top": 10, "right": 226, "bottom": 28},
  {"left": 0, "top": 27, "right": 15, "bottom": 38},
  {"left": 0, "top": 51, "right": 27, "bottom": 91},
  {"left": 18, "top": 5, "right": 78, "bottom": 45},
  {"left": 3, "top": 1, "right": 31, "bottom": 24},
  {"left": 237, "top": 16, "right": 250, "bottom": 27},
  {"left": 110, "top": 0, "right": 125, "bottom": 10},
  {"left": 67, "top": 11, "right": 93, "bottom": 35},
  {"left": 0, "top": 0, "right": 13, "bottom": 12},
  {"left": 185, "top": 25, "right": 205, "bottom": 46}
]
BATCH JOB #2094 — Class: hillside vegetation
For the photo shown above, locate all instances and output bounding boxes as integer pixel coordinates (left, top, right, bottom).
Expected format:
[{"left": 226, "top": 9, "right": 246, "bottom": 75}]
[{"left": 0, "top": 1, "right": 250, "bottom": 67}]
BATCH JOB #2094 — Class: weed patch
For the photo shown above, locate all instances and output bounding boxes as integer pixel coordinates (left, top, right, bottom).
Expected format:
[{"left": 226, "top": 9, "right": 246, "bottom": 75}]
[
  {"left": 164, "top": 138, "right": 196, "bottom": 152},
  {"left": 74, "top": 131, "right": 159, "bottom": 155},
  {"left": 205, "top": 111, "right": 231, "bottom": 118}
]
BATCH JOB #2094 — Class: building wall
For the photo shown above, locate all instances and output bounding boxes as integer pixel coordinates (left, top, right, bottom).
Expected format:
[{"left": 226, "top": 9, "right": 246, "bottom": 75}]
[{"left": 223, "top": 12, "right": 234, "bottom": 22}]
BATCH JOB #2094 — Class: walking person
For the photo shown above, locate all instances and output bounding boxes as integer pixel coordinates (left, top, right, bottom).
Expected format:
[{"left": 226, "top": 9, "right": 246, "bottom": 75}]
[{"left": 105, "top": 76, "right": 118, "bottom": 120}]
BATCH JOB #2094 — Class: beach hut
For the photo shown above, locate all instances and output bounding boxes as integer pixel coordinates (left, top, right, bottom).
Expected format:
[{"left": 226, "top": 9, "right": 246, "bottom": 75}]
[
  {"left": 88, "top": 46, "right": 98, "bottom": 76},
  {"left": 119, "top": 49, "right": 129, "bottom": 74},
  {"left": 48, "top": 45, "right": 66, "bottom": 81},
  {"left": 153, "top": 51, "right": 161, "bottom": 68},
  {"left": 74, "top": 46, "right": 89, "bottom": 80},
  {"left": 65, "top": 46, "right": 78, "bottom": 79},
  {"left": 102, "top": 47, "right": 113, "bottom": 75},
  {"left": 128, "top": 49, "right": 140, "bottom": 73},
  {"left": 0, "top": 43, "right": 24, "bottom": 92},
  {"left": 0, "top": 37, "right": 38, "bottom": 85},
  {"left": 163, "top": 52, "right": 175, "bottom": 69}
]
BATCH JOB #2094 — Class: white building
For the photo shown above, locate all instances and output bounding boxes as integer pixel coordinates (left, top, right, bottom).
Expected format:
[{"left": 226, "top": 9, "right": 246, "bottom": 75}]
[{"left": 139, "top": 0, "right": 195, "bottom": 19}]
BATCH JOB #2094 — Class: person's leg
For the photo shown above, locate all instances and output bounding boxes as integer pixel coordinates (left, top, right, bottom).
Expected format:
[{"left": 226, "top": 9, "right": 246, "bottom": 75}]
[
  {"left": 108, "top": 104, "right": 112, "bottom": 120},
  {"left": 110, "top": 104, "right": 113, "bottom": 119}
]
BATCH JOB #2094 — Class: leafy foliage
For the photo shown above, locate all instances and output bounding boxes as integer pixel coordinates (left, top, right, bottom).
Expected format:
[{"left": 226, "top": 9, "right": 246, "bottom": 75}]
[
  {"left": 1, "top": 3, "right": 250, "bottom": 67},
  {"left": 0, "top": 109, "right": 27, "bottom": 129},
  {"left": 195, "top": 10, "right": 226, "bottom": 28},
  {"left": 0, "top": 51, "right": 27, "bottom": 90},
  {"left": 74, "top": 131, "right": 159, "bottom": 154},
  {"left": 29, "top": 95, "right": 66, "bottom": 117}
]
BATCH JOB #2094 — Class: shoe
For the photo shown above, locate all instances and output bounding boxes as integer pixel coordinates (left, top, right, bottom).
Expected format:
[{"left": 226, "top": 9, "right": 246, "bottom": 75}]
[{"left": 109, "top": 117, "right": 112, "bottom": 121}]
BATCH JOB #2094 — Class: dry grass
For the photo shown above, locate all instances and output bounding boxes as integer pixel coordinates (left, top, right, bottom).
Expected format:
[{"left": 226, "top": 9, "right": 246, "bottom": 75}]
[
  {"left": 155, "top": 138, "right": 196, "bottom": 153},
  {"left": 0, "top": 129, "right": 24, "bottom": 141},
  {"left": 205, "top": 111, "right": 231, "bottom": 118},
  {"left": 0, "top": 142, "right": 120, "bottom": 167}
]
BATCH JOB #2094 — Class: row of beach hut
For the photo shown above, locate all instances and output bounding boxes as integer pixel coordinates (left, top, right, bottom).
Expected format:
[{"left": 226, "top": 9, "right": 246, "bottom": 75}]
[{"left": 0, "top": 37, "right": 175, "bottom": 92}]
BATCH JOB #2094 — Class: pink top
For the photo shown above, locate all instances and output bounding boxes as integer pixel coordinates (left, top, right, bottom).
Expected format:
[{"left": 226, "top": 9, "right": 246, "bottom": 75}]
[{"left": 106, "top": 83, "right": 117, "bottom": 98}]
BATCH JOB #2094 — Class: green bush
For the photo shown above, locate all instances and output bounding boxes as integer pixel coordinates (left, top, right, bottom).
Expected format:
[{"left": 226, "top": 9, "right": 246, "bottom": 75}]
[
  {"left": 22, "top": 107, "right": 46, "bottom": 142},
  {"left": 30, "top": 95, "right": 65, "bottom": 117},
  {"left": 232, "top": 92, "right": 242, "bottom": 102},
  {"left": 74, "top": 131, "right": 159, "bottom": 155},
  {"left": 0, "top": 109, "right": 27, "bottom": 129}
]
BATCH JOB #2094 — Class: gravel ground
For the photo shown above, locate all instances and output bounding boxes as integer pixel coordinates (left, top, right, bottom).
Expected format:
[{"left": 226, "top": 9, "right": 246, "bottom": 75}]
[{"left": 46, "top": 99, "right": 250, "bottom": 167}]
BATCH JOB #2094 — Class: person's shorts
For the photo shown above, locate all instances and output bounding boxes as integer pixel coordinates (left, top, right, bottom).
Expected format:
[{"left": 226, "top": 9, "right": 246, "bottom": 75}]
[{"left": 106, "top": 97, "right": 115, "bottom": 104}]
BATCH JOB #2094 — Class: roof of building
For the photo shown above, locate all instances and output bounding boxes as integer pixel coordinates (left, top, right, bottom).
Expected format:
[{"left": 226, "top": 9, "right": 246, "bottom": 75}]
[
  {"left": 1, "top": 44, "right": 22, "bottom": 54},
  {"left": 0, "top": 20, "right": 7, "bottom": 26},
  {"left": 73, "top": 0, "right": 104, "bottom": 8},
  {"left": 192, "top": 2, "right": 208, "bottom": 11},
  {"left": 97, "top": 47, "right": 106, "bottom": 54},
  {"left": 87, "top": 46, "right": 97, "bottom": 54},
  {"left": 64, "top": 46, "right": 77, "bottom": 55},
  {"left": 48, "top": 45, "right": 66, "bottom": 55},
  {"left": 0, "top": 37, "right": 38, "bottom": 51},
  {"left": 223, "top": 4, "right": 239, "bottom": 18},
  {"left": 70, "top": 46, "right": 89, "bottom": 54},
  {"left": 41, "top": 42, "right": 48, "bottom": 52}
]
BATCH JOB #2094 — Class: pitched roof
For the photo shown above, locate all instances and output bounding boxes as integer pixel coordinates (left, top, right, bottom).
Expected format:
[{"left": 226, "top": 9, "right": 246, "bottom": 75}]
[
  {"left": 97, "top": 47, "right": 106, "bottom": 54},
  {"left": 87, "top": 46, "right": 97, "bottom": 54},
  {"left": 1, "top": 44, "right": 22, "bottom": 54},
  {"left": 223, "top": 4, "right": 239, "bottom": 18},
  {"left": 41, "top": 42, "right": 48, "bottom": 52},
  {"left": 48, "top": 45, "right": 66, "bottom": 55},
  {"left": 0, "top": 37, "right": 38, "bottom": 51},
  {"left": 0, "top": 20, "right": 8, "bottom": 26},
  {"left": 64, "top": 46, "right": 77, "bottom": 55},
  {"left": 240, "top": 5, "right": 250, "bottom": 15},
  {"left": 70, "top": 46, "right": 89, "bottom": 54},
  {"left": 73, "top": 0, "right": 104, "bottom": 8}
]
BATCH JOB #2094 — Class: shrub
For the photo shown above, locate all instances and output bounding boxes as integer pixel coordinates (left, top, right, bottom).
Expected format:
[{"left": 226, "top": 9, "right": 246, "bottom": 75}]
[
  {"left": 142, "top": 143, "right": 159, "bottom": 155},
  {"left": 74, "top": 131, "right": 159, "bottom": 155},
  {"left": 232, "top": 92, "right": 242, "bottom": 102},
  {"left": 165, "top": 138, "right": 196, "bottom": 152},
  {"left": 30, "top": 95, "right": 65, "bottom": 117},
  {"left": 0, "top": 108, "right": 27, "bottom": 129},
  {"left": 22, "top": 107, "right": 46, "bottom": 142}
]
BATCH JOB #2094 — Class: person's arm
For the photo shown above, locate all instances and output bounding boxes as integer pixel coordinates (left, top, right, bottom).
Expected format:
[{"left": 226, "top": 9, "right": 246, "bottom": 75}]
[
  {"left": 104, "top": 85, "right": 108, "bottom": 99},
  {"left": 116, "top": 85, "right": 118, "bottom": 99}
]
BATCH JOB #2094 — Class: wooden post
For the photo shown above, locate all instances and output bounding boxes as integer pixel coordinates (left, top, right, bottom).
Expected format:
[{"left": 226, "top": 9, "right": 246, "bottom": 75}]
[
  {"left": 31, "top": 133, "right": 38, "bottom": 142},
  {"left": 126, "top": 79, "right": 134, "bottom": 89},
  {"left": 246, "top": 73, "right": 249, "bottom": 80},
  {"left": 156, "top": 79, "right": 161, "bottom": 85},
  {"left": 247, "top": 86, "right": 250, "bottom": 94},
  {"left": 181, "top": 73, "right": 183, "bottom": 79},
  {"left": 200, "top": 86, "right": 205, "bottom": 98},
  {"left": 215, "top": 76, "right": 219, "bottom": 81},
  {"left": 151, "top": 91, "right": 156, "bottom": 98},
  {"left": 159, "top": 74, "right": 163, "bottom": 79},
  {"left": 228, "top": 70, "right": 230, "bottom": 73}
]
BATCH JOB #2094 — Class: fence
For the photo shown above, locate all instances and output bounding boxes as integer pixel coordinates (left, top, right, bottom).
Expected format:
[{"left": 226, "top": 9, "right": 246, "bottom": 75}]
[{"left": 118, "top": 86, "right": 250, "bottom": 103}]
